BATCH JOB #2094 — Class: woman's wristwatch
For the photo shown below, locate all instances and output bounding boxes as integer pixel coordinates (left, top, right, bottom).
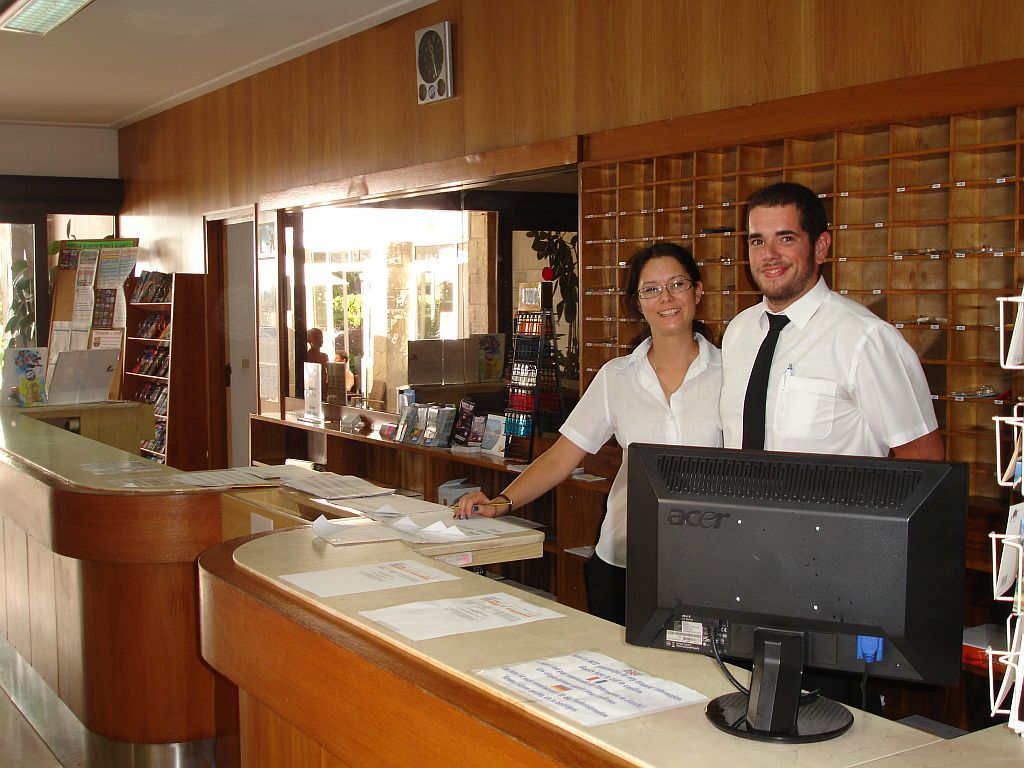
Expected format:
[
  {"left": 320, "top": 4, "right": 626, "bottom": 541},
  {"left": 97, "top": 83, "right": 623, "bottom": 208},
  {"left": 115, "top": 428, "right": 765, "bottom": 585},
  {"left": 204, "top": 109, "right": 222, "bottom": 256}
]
[{"left": 492, "top": 492, "right": 513, "bottom": 512}]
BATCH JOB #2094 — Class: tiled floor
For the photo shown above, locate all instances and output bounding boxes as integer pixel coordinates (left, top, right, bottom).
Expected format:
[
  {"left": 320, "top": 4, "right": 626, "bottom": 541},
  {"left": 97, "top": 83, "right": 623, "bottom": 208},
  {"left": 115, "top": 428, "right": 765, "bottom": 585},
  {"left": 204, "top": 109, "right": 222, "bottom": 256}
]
[{"left": 0, "top": 688, "right": 62, "bottom": 768}]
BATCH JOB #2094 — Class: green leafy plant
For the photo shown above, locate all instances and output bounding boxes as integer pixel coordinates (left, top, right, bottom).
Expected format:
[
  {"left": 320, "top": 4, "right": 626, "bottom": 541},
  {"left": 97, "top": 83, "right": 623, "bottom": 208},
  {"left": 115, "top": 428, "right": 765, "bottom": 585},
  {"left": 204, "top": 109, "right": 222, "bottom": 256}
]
[
  {"left": 528, "top": 230, "right": 579, "bottom": 380},
  {"left": 5, "top": 259, "right": 36, "bottom": 348}
]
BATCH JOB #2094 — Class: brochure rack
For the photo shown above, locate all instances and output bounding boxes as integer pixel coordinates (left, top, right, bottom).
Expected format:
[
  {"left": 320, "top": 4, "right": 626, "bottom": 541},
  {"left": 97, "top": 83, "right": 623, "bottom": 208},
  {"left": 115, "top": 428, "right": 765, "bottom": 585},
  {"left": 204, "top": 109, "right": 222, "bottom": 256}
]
[
  {"left": 503, "top": 310, "right": 564, "bottom": 462},
  {"left": 989, "top": 295, "right": 1024, "bottom": 735},
  {"left": 123, "top": 272, "right": 208, "bottom": 468}
]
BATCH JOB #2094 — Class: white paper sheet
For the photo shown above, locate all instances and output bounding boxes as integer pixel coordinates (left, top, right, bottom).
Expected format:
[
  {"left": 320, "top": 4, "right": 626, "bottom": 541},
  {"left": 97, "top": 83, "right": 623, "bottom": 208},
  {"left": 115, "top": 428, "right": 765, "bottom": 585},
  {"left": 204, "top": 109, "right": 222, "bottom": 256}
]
[
  {"left": 311, "top": 515, "right": 404, "bottom": 545},
  {"left": 283, "top": 473, "right": 395, "bottom": 500},
  {"left": 281, "top": 559, "right": 459, "bottom": 598},
  {"left": 326, "top": 494, "right": 451, "bottom": 519},
  {"left": 71, "top": 288, "right": 95, "bottom": 330},
  {"left": 359, "top": 592, "right": 563, "bottom": 641},
  {"left": 70, "top": 329, "right": 90, "bottom": 350},
  {"left": 996, "top": 503, "right": 1024, "bottom": 596},
  {"left": 389, "top": 515, "right": 496, "bottom": 544},
  {"left": 75, "top": 249, "right": 99, "bottom": 287},
  {"left": 477, "top": 651, "right": 707, "bottom": 727},
  {"left": 242, "top": 464, "right": 322, "bottom": 480},
  {"left": 81, "top": 460, "right": 163, "bottom": 475},
  {"left": 170, "top": 469, "right": 278, "bottom": 488}
]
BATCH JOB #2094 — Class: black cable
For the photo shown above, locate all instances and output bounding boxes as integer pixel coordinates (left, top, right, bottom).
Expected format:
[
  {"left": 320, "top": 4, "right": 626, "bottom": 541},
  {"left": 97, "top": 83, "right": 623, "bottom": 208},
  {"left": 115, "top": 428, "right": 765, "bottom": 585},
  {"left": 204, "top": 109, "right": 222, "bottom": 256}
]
[
  {"left": 860, "top": 661, "right": 871, "bottom": 712},
  {"left": 709, "top": 621, "right": 751, "bottom": 696}
]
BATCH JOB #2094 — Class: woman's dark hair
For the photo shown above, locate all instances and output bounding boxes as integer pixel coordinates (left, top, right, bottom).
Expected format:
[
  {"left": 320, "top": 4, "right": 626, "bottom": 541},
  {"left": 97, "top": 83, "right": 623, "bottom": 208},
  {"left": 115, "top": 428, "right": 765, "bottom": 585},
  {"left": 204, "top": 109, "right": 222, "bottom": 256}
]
[{"left": 623, "top": 242, "right": 710, "bottom": 344}]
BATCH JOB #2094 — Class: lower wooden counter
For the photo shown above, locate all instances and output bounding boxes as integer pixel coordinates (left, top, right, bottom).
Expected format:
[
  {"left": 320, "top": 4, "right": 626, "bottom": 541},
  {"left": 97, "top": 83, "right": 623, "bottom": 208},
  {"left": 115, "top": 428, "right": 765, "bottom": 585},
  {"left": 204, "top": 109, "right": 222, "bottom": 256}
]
[
  {"left": 250, "top": 411, "right": 616, "bottom": 609},
  {"left": 7, "top": 399, "right": 154, "bottom": 454},
  {"left": 199, "top": 528, "right": 942, "bottom": 768},
  {"left": 221, "top": 486, "right": 545, "bottom": 567},
  {"left": 0, "top": 408, "right": 222, "bottom": 748}
]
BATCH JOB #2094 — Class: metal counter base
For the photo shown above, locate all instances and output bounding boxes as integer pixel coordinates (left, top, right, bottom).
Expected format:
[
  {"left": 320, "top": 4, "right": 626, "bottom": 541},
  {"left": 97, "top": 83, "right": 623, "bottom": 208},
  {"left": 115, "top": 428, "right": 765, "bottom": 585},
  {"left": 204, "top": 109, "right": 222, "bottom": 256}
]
[{"left": 0, "top": 635, "right": 215, "bottom": 768}]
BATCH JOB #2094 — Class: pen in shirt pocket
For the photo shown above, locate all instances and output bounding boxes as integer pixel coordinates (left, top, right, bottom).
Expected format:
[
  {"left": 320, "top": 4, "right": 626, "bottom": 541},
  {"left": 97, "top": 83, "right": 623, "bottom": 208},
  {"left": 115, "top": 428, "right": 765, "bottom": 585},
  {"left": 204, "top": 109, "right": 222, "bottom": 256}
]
[{"left": 785, "top": 363, "right": 794, "bottom": 376}]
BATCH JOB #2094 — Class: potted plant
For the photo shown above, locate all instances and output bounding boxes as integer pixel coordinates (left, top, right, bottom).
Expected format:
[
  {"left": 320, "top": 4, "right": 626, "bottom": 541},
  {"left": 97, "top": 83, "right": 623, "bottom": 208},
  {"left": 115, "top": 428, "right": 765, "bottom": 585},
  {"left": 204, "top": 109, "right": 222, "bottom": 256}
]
[{"left": 527, "top": 230, "right": 579, "bottom": 380}]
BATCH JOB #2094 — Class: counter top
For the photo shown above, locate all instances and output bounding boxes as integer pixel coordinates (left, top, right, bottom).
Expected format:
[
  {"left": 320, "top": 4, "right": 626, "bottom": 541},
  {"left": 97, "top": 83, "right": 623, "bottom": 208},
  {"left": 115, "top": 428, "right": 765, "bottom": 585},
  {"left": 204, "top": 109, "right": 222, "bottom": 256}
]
[
  {"left": 203, "top": 528, "right": 940, "bottom": 768},
  {"left": 0, "top": 405, "right": 178, "bottom": 493}
]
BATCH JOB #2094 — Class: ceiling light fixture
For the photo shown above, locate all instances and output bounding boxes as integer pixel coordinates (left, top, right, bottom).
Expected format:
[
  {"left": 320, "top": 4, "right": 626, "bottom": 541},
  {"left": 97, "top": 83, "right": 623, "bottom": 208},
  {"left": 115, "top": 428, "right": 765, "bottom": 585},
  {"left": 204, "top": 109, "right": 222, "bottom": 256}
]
[{"left": 0, "top": 0, "right": 93, "bottom": 35}]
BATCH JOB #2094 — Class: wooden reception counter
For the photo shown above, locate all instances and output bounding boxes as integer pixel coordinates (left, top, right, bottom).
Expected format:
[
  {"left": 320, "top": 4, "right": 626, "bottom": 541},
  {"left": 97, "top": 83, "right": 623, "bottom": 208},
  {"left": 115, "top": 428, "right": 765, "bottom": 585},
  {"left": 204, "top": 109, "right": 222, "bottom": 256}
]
[
  {"left": 0, "top": 405, "right": 549, "bottom": 766},
  {"left": 0, "top": 407, "right": 222, "bottom": 760},
  {"left": 200, "top": 528, "right": 949, "bottom": 768}
]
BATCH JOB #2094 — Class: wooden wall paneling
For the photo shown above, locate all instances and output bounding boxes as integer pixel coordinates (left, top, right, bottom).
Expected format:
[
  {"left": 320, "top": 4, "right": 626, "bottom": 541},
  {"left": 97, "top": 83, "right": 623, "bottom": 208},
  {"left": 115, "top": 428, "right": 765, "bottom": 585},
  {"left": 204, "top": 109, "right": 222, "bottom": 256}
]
[
  {"left": 116, "top": 3, "right": 1024, "bottom": 280},
  {"left": 584, "top": 59, "right": 1024, "bottom": 165},
  {"left": 813, "top": 0, "right": 1024, "bottom": 93},
  {"left": 239, "top": 692, "right": 323, "bottom": 768},
  {"left": 373, "top": 0, "right": 466, "bottom": 171},
  {"left": 3, "top": 518, "right": 30, "bottom": 661},
  {"left": 305, "top": 44, "right": 346, "bottom": 184},
  {"left": 193, "top": 89, "right": 232, "bottom": 211},
  {"left": 53, "top": 554, "right": 85, "bottom": 719},
  {"left": 26, "top": 536, "right": 58, "bottom": 694},
  {"left": 461, "top": 1, "right": 518, "bottom": 152},
  {"left": 262, "top": 54, "right": 307, "bottom": 194},
  {"left": 510, "top": 0, "right": 576, "bottom": 146},
  {"left": 227, "top": 79, "right": 257, "bottom": 208},
  {"left": 335, "top": 29, "right": 383, "bottom": 182}
]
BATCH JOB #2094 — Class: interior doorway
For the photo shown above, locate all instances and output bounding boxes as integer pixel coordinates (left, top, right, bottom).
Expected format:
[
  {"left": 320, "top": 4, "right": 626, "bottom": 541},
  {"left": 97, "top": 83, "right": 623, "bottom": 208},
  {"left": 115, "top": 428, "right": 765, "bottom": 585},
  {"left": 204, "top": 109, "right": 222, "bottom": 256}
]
[{"left": 225, "top": 221, "right": 258, "bottom": 467}]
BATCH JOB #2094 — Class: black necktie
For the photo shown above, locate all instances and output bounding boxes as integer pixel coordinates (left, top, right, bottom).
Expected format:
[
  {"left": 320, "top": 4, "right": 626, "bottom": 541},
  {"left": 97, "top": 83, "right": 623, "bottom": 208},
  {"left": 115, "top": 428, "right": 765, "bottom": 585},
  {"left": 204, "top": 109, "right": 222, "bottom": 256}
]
[{"left": 742, "top": 313, "right": 790, "bottom": 449}]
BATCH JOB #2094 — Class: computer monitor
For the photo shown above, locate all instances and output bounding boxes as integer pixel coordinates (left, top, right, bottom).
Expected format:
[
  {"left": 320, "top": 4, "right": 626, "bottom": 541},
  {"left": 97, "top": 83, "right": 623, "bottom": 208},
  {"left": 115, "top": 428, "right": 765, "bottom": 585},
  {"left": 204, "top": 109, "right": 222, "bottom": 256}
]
[{"left": 625, "top": 444, "right": 967, "bottom": 743}]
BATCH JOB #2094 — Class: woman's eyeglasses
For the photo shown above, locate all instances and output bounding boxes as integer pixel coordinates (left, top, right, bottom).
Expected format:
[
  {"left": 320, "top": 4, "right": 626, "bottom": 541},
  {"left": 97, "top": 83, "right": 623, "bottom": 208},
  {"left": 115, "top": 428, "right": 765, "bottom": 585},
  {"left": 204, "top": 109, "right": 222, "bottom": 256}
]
[{"left": 637, "top": 278, "right": 694, "bottom": 300}]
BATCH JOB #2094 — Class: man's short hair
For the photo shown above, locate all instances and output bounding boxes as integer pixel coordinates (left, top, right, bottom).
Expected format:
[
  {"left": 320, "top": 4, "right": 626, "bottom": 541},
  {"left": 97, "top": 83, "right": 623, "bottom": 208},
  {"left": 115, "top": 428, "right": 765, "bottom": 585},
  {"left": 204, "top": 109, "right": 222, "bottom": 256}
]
[{"left": 748, "top": 182, "right": 829, "bottom": 244}]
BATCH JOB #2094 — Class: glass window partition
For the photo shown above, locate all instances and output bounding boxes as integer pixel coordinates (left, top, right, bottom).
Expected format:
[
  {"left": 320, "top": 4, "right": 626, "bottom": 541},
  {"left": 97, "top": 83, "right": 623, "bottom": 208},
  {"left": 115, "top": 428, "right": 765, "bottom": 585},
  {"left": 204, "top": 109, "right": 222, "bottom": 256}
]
[
  {"left": 301, "top": 207, "right": 481, "bottom": 412},
  {"left": 256, "top": 210, "right": 281, "bottom": 414}
]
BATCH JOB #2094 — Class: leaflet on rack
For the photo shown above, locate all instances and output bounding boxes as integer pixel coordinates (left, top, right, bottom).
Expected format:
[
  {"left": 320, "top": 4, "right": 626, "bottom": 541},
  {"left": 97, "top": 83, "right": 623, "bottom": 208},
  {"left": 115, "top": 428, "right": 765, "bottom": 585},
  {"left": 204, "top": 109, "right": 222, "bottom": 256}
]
[{"left": 282, "top": 473, "right": 395, "bottom": 499}]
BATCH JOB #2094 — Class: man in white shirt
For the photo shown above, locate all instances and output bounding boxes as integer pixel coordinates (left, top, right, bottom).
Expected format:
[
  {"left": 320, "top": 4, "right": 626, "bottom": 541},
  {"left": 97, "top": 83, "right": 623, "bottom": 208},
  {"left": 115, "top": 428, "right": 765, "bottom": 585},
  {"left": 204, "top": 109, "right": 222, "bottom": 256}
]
[
  {"left": 720, "top": 182, "right": 943, "bottom": 714},
  {"left": 721, "top": 182, "right": 943, "bottom": 460}
]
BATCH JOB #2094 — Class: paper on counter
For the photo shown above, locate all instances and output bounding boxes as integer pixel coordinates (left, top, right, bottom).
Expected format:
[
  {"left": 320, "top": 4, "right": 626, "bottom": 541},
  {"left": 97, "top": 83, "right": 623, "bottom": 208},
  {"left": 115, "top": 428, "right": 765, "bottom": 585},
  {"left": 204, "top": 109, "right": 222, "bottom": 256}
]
[
  {"left": 311, "top": 515, "right": 403, "bottom": 546},
  {"left": 390, "top": 516, "right": 496, "bottom": 544},
  {"left": 360, "top": 592, "right": 563, "bottom": 641},
  {"left": 283, "top": 473, "right": 395, "bottom": 500},
  {"left": 81, "top": 459, "right": 163, "bottom": 475},
  {"left": 330, "top": 494, "right": 450, "bottom": 519},
  {"left": 171, "top": 469, "right": 278, "bottom": 487},
  {"left": 242, "top": 464, "right": 322, "bottom": 480},
  {"left": 280, "top": 558, "right": 459, "bottom": 598},
  {"left": 476, "top": 651, "right": 707, "bottom": 728}
]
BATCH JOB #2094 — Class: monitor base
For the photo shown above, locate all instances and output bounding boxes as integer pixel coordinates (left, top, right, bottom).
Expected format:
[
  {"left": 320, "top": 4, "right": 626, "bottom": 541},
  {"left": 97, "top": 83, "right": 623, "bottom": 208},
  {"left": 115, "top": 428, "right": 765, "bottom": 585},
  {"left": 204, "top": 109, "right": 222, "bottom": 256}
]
[{"left": 706, "top": 692, "right": 854, "bottom": 743}]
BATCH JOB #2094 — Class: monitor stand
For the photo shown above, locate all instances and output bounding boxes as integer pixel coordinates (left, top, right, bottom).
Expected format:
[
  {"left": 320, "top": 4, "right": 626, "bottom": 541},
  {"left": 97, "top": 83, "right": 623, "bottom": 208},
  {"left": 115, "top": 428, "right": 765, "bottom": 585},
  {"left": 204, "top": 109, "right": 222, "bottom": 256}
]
[{"left": 705, "top": 628, "right": 854, "bottom": 744}]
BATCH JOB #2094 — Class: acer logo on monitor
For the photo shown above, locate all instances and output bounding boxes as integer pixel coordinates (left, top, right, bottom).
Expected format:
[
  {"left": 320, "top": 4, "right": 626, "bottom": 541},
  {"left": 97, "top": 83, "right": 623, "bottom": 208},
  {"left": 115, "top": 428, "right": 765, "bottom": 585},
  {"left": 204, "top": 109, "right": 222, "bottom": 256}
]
[{"left": 666, "top": 509, "right": 731, "bottom": 529}]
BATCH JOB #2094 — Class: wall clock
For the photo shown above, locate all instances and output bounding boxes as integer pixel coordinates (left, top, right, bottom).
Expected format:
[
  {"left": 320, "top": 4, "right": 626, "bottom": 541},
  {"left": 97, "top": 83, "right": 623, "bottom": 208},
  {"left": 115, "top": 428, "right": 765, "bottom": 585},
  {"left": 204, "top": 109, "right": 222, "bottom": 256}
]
[{"left": 415, "top": 21, "right": 453, "bottom": 104}]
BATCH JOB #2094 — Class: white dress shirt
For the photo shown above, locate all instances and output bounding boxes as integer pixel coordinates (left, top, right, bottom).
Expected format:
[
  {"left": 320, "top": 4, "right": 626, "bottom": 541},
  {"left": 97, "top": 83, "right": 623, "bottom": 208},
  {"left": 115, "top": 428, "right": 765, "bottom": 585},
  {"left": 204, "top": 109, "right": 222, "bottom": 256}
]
[
  {"left": 560, "top": 333, "right": 723, "bottom": 568},
  {"left": 720, "top": 277, "right": 937, "bottom": 456}
]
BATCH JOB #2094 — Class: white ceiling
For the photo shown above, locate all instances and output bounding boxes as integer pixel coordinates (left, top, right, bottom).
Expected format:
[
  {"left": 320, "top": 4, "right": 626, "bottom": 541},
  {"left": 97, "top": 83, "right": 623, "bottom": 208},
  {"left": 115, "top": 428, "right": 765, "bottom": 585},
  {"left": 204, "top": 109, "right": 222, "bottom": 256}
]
[{"left": 0, "top": 0, "right": 434, "bottom": 129}]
